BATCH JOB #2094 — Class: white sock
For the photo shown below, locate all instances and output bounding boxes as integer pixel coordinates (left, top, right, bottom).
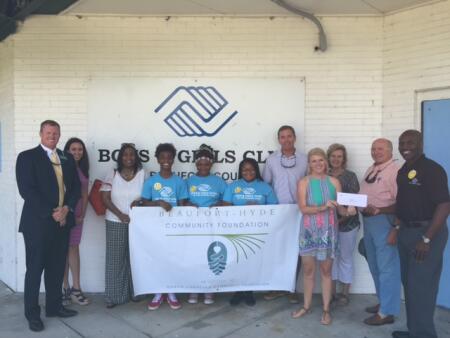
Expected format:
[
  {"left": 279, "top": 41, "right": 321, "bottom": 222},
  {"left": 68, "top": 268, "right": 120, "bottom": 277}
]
[
  {"left": 378, "top": 311, "right": 386, "bottom": 318},
  {"left": 168, "top": 293, "right": 177, "bottom": 301},
  {"left": 152, "top": 293, "right": 162, "bottom": 301}
]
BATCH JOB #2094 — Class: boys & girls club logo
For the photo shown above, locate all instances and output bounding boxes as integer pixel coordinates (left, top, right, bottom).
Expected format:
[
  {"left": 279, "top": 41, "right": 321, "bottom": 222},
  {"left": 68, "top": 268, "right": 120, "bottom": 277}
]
[
  {"left": 242, "top": 187, "right": 256, "bottom": 195},
  {"left": 197, "top": 184, "right": 212, "bottom": 192},
  {"left": 159, "top": 186, "right": 173, "bottom": 198},
  {"left": 155, "top": 86, "right": 238, "bottom": 137}
]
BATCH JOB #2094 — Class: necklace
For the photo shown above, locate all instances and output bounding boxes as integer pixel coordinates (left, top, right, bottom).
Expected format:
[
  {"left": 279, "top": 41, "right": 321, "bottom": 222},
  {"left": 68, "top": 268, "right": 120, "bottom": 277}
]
[{"left": 121, "top": 170, "right": 135, "bottom": 181}]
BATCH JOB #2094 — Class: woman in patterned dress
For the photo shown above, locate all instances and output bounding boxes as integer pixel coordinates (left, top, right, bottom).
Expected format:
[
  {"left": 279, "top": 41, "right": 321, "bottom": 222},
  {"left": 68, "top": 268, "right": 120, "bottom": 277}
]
[{"left": 291, "top": 148, "right": 356, "bottom": 325}]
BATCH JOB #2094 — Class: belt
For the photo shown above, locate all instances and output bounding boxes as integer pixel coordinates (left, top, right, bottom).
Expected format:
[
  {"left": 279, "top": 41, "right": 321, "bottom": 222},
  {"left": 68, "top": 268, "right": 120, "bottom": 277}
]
[{"left": 401, "top": 220, "right": 430, "bottom": 228}]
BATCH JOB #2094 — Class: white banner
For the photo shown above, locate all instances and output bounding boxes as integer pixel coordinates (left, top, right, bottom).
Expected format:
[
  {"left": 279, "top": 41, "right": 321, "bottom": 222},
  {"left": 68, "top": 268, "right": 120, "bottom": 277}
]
[{"left": 129, "top": 205, "right": 301, "bottom": 294}]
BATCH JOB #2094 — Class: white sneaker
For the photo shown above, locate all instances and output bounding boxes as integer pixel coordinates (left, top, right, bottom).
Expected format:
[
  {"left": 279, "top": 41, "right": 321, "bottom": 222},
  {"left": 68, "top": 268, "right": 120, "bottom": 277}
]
[
  {"left": 204, "top": 293, "right": 215, "bottom": 305},
  {"left": 167, "top": 293, "right": 182, "bottom": 310},
  {"left": 147, "top": 294, "right": 164, "bottom": 310},
  {"left": 188, "top": 293, "right": 199, "bottom": 304}
]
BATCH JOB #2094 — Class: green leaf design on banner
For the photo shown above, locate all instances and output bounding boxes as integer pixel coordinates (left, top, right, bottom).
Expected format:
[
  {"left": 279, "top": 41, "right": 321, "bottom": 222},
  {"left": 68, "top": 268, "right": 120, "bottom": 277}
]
[{"left": 221, "top": 234, "right": 266, "bottom": 263}]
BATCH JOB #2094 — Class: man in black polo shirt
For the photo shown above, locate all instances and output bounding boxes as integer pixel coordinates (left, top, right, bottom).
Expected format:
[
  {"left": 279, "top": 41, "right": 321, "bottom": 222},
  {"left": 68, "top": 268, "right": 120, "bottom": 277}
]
[{"left": 392, "top": 130, "right": 450, "bottom": 338}]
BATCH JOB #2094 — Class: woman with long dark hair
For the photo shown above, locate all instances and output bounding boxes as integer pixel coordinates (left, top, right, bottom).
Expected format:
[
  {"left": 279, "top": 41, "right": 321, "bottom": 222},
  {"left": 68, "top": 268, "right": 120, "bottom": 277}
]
[{"left": 62, "top": 137, "right": 90, "bottom": 306}]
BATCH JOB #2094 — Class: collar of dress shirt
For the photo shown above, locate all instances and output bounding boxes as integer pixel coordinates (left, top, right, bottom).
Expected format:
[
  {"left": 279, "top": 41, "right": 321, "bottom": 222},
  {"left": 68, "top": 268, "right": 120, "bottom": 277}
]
[{"left": 40, "top": 143, "right": 58, "bottom": 159}]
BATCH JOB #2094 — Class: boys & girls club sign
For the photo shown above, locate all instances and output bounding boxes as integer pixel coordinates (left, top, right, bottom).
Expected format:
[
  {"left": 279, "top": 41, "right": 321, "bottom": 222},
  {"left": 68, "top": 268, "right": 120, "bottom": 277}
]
[{"left": 87, "top": 77, "right": 305, "bottom": 182}]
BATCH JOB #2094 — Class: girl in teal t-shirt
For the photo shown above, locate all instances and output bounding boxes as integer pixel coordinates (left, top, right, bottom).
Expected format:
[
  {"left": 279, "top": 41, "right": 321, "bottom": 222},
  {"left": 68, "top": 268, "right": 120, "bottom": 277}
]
[
  {"left": 223, "top": 157, "right": 278, "bottom": 306},
  {"left": 137, "top": 143, "right": 188, "bottom": 312},
  {"left": 185, "top": 145, "right": 227, "bottom": 305}
]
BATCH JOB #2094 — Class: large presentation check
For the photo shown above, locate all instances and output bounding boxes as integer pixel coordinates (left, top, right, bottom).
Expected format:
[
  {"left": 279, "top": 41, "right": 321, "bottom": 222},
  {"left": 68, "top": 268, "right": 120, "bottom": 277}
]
[{"left": 129, "top": 205, "right": 301, "bottom": 294}]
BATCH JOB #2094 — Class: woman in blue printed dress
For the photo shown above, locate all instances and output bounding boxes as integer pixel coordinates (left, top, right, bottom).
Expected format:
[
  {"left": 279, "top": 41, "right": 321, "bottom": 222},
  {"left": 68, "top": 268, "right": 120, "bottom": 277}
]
[
  {"left": 223, "top": 158, "right": 278, "bottom": 306},
  {"left": 185, "top": 144, "right": 227, "bottom": 305},
  {"left": 292, "top": 148, "right": 356, "bottom": 325}
]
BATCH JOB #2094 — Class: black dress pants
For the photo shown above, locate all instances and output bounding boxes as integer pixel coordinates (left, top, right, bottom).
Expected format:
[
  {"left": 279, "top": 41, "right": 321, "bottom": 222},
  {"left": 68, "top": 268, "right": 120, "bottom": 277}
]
[
  {"left": 22, "top": 221, "right": 69, "bottom": 320},
  {"left": 398, "top": 223, "right": 448, "bottom": 338}
]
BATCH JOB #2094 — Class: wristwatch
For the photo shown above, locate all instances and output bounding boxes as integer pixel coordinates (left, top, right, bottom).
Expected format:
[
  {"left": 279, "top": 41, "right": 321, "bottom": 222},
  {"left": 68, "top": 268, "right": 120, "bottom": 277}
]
[{"left": 422, "top": 235, "right": 431, "bottom": 244}]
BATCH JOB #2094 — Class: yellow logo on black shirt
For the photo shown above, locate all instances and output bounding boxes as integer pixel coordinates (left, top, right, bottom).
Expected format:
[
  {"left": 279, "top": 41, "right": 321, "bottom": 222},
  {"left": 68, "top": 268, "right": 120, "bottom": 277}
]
[{"left": 407, "top": 170, "right": 417, "bottom": 180}]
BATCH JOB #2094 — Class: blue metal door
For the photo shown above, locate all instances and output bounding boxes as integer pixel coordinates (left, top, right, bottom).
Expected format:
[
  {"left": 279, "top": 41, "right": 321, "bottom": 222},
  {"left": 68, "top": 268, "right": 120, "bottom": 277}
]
[{"left": 422, "top": 98, "right": 450, "bottom": 308}]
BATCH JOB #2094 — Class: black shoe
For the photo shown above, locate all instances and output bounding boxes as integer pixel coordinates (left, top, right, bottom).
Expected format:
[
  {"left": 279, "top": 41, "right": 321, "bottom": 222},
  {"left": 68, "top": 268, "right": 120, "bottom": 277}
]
[
  {"left": 28, "top": 318, "right": 44, "bottom": 332},
  {"left": 46, "top": 306, "right": 78, "bottom": 318},
  {"left": 131, "top": 295, "right": 146, "bottom": 302},
  {"left": 392, "top": 331, "right": 409, "bottom": 338},
  {"left": 229, "top": 292, "right": 243, "bottom": 306},
  {"left": 244, "top": 292, "right": 256, "bottom": 306}
]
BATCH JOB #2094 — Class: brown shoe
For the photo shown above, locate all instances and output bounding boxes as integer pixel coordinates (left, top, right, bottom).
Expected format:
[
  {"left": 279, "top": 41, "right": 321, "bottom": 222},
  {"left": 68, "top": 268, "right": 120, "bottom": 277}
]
[
  {"left": 263, "top": 291, "right": 288, "bottom": 301},
  {"left": 364, "top": 314, "right": 394, "bottom": 326},
  {"left": 365, "top": 303, "right": 380, "bottom": 313}
]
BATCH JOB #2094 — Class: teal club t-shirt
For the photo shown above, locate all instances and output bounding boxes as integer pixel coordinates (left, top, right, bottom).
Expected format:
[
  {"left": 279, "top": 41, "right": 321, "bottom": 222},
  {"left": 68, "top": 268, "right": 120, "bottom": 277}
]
[
  {"left": 223, "top": 179, "right": 278, "bottom": 206},
  {"left": 186, "top": 174, "right": 227, "bottom": 207},
  {"left": 141, "top": 173, "right": 188, "bottom": 206}
]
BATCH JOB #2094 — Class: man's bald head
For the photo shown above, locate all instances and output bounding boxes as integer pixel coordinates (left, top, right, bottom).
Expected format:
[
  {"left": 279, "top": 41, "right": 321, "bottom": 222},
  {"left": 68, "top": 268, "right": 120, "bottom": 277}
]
[
  {"left": 399, "top": 129, "right": 423, "bottom": 163},
  {"left": 371, "top": 138, "right": 393, "bottom": 165}
]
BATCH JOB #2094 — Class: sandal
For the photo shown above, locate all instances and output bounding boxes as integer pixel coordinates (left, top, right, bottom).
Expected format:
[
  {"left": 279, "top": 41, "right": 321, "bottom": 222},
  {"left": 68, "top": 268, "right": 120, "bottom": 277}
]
[
  {"left": 321, "top": 310, "right": 332, "bottom": 325},
  {"left": 70, "top": 288, "right": 90, "bottom": 306},
  {"left": 291, "top": 307, "right": 311, "bottom": 319}
]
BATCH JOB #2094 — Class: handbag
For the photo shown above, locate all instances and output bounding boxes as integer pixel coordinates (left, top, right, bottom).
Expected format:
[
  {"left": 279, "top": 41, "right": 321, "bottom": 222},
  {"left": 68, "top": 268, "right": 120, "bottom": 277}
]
[
  {"left": 358, "top": 238, "right": 367, "bottom": 260},
  {"left": 88, "top": 179, "right": 106, "bottom": 216}
]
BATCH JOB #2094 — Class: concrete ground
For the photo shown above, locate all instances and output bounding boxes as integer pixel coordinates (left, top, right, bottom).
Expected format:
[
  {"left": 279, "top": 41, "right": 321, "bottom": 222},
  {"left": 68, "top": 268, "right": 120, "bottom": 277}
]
[{"left": 1, "top": 282, "right": 449, "bottom": 338}]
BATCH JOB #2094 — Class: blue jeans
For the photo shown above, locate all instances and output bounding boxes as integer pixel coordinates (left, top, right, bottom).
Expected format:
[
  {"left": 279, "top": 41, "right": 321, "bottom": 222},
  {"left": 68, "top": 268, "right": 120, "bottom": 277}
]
[{"left": 363, "top": 214, "right": 401, "bottom": 316}]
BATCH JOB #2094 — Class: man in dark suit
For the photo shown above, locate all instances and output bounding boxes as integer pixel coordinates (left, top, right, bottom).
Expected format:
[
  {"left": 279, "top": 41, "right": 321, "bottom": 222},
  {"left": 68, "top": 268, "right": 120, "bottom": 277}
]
[{"left": 16, "top": 120, "right": 81, "bottom": 332}]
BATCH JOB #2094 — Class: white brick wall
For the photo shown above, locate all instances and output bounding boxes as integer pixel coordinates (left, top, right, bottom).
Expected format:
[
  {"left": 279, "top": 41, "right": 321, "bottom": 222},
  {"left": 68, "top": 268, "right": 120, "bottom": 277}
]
[
  {"left": 7, "top": 14, "right": 383, "bottom": 292},
  {"left": 383, "top": 0, "right": 450, "bottom": 142},
  {"left": 4, "top": 2, "right": 448, "bottom": 292},
  {"left": 0, "top": 39, "right": 18, "bottom": 289},
  {"left": 13, "top": 15, "right": 384, "bottom": 175}
]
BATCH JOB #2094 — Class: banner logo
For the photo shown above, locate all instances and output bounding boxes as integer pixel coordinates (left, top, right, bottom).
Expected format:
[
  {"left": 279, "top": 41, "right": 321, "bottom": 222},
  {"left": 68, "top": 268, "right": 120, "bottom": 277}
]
[
  {"left": 155, "top": 86, "right": 238, "bottom": 137},
  {"left": 207, "top": 241, "right": 227, "bottom": 275}
]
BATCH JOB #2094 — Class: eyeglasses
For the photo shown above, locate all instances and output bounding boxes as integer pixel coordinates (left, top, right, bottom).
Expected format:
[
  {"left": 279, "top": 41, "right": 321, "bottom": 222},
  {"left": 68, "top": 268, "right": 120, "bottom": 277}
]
[
  {"left": 364, "top": 160, "right": 395, "bottom": 184},
  {"left": 280, "top": 154, "right": 296, "bottom": 168},
  {"left": 365, "top": 170, "right": 381, "bottom": 184}
]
